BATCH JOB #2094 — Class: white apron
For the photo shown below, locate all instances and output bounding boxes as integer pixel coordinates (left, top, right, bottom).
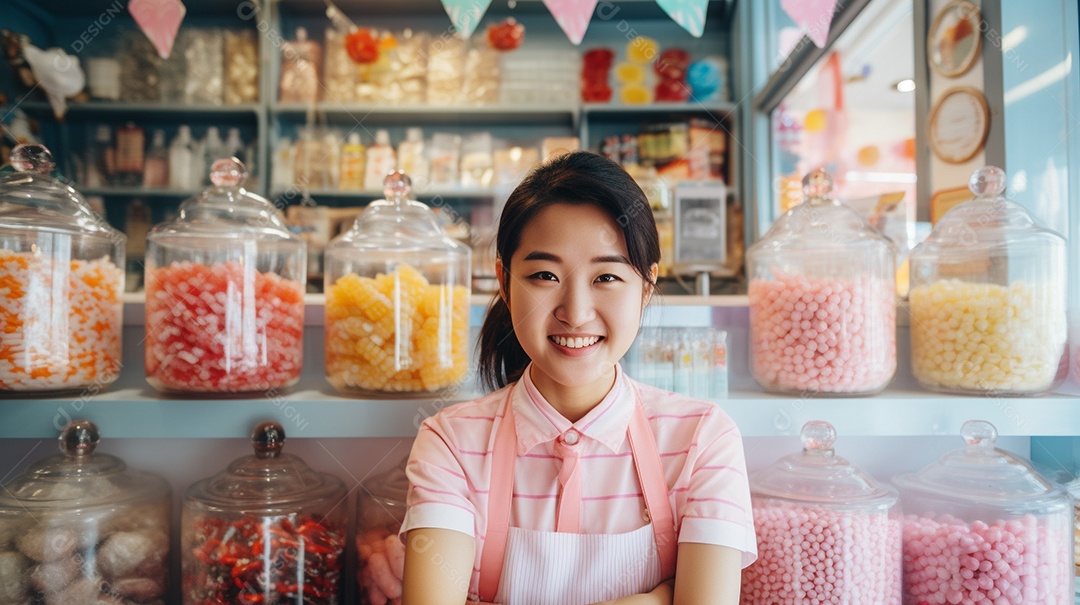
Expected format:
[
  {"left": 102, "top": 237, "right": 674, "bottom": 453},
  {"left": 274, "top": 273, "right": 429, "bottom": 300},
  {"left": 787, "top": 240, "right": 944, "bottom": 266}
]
[{"left": 477, "top": 388, "right": 678, "bottom": 605}]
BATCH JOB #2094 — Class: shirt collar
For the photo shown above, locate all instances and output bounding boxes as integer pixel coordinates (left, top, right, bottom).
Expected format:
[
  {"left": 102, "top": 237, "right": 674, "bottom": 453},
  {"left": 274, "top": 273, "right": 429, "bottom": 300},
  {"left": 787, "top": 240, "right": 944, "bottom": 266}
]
[{"left": 510, "top": 363, "right": 636, "bottom": 455}]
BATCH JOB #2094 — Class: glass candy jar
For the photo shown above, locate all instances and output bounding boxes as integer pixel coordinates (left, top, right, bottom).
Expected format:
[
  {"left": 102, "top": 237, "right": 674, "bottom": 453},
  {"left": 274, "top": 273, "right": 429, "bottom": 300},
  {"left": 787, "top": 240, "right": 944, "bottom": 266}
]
[
  {"left": 182, "top": 421, "right": 347, "bottom": 604},
  {"left": 908, "top": 166, "right": 1067, "bottom": 395},
  {"left": 742, "top": 421, "right": 902, "bottom": 605},
  {"left": 0, "top": 420, "right": 170, "bottom": 604},
  {"left": 145, "top": 158, "right": 306, "bottom": 394},
  {"left": 0, "top": 144, "right": 125, "bottom": 394},
  {"left": 893, "top": 420, "right": 1073, "bottom": 605},
  {"left": 746, "top": 169, "right": 896, "bottom": 395},
  {"left": 324, "top": 171, "right": 471, "bottom": 395},
  {"left": 356, "top": 457, "right": 409, "bottom": 605}
]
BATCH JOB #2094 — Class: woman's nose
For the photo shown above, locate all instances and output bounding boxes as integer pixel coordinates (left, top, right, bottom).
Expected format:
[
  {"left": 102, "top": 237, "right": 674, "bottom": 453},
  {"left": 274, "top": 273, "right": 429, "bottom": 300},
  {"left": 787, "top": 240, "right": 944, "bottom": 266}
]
[{"left": 554, "top": 282, "right": 597, "bottom": 327}]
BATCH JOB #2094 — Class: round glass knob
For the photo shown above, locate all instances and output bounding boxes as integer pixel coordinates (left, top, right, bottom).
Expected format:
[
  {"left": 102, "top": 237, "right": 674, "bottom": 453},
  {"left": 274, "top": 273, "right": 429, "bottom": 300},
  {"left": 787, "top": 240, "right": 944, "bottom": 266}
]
[
  {"left": 801, "top": 420, "right": 837, "bottom": 453},
  {"left": 383, "top": 170, "right": 413, "bottom": 202},
  {"left": 11, "top": 143, "right": 56, "bottom": 174},
  {"left": 968, "top": 166, "right": 1006, "bottom": 198},
  {"left": 59, "top": 419, "right": 100, "bottom": 458},
  {"left": 252, "top": 421, "right": 286, "bottom": 459},
  {"left": 209, "top": 157, "right": 248, "bottom": 188},
  {"left": 961, "top": 419, "right": 998, "bottom": 448},
  {"left": 801, "top": 168, "right": 834, "bottom": 200}
]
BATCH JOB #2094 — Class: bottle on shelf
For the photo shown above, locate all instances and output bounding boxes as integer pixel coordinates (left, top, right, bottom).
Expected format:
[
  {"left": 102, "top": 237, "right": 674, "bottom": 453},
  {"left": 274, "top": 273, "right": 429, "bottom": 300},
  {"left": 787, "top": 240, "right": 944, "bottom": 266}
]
[
  {"left": 114, "top": 122, "right": 145, "bottom": 187},
  {"left": 168, "top": 125, "right": 196, "bottom": 190},
  {"left": 294, "top": 125, "right": 325, "bottom": 190},
  {"left": 272, "top": 136, "right": 295, "bottom": 192},
  {"left": 339, "top": 132, "right": 366, "bottom": 191},
  {"left": 322, "top": 129, "right": 342, "bottom": 190},
  {"left": 142, "top": 129, "right": 169, "bottom": 189},
  {"left": 224, "top": 127, "right": 245, "bottom": 164},
  {"left": 363, "top": 129, "right": 397, "bottom": 190},
  {"left": 85, "top": 124, "right": 115, "bottom": 188},
  {"left": 201, "top": 127, "right": 225, "bottom": 186},
  {"left": 397, "top": 127, "right": 428, "bottom": 189}
]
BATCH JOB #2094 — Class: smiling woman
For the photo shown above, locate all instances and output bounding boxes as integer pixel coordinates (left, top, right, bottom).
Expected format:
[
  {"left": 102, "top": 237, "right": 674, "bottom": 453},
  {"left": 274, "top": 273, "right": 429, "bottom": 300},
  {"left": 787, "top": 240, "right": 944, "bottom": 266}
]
[{"left": 399, "top": 152, "right": 757, "bottom": 605}]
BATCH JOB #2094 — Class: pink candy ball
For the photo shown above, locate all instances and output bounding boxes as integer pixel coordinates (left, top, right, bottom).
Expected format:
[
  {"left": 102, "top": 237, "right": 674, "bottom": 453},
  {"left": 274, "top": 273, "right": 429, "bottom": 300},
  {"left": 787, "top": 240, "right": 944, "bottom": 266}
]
[
  {"left": 741, "top": 503, "right": 902, "bottom": 605},
  {"left": 749, "top": 274, "right": 896, "bottom": 394},
  {"left": 902, "top": 513, "right": 1072, "bottom": 605}
]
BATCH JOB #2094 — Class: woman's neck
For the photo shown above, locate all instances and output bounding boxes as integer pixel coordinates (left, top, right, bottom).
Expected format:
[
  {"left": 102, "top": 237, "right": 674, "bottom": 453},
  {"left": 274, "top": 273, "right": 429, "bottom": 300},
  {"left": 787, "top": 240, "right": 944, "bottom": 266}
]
[{"left": 528, "top": 365, "right": 617, "bottom": 423}]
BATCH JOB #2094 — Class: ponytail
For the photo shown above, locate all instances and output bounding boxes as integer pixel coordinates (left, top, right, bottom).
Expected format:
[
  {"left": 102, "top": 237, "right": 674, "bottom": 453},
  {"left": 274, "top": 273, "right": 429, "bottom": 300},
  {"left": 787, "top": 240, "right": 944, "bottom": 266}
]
[{"left": 477, "top": 292, "right": 531, "bottom": 392}]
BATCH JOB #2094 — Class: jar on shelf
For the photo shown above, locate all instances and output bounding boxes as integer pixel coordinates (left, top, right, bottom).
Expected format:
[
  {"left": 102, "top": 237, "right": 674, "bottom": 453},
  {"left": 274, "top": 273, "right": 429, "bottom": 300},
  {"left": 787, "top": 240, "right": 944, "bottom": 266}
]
[
  {"left": 908, "top": 166, "right": 1067, "bottom": 395},
  {"left": 742, "top": 421, "right": 902, "bottom": 605},
  {"left": 324, "top": 170, "right": 471, "bottom": 395},
  {"left": 0, "top": 144, "right": 126, "bottom": 394},
  {"left": 182, "top": 421, "right": 347, "bottom": 605},
  {"left": 0, "top": 419, "right": 171, "bottom": 604},
  {"left": 746, "top": 168, "right": 896, "bottom": 395},
  {"left": 356, "top": 457, "right": 409, "bottom": 605},
  {"left": 893, "top": 420, "right": 1073, "bottom": 605},
  {"left": 144, "top": 157, "right": 306, "bottom": 395}
]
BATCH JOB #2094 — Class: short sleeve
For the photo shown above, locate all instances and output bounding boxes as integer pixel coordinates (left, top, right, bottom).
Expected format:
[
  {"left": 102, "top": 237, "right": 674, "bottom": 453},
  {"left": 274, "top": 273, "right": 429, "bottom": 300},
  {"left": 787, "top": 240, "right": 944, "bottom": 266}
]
[
  {"left": 676, "top": 407, "right": 758, "bottom": 568},
  {"left": 399, "top": 416, "right": 478, "bottom": 539}
]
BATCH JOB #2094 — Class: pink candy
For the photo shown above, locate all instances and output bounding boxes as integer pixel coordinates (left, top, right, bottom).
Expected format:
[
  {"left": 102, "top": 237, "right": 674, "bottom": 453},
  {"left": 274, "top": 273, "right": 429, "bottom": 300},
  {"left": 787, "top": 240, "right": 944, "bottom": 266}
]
[
  {"left": 749, "top": 274, "right": 896, "bottom": 394},
  {"left": 357, "top": 528, "right": 405, "bottom": 605},
  {"left": 902, "top": 513, "right": 1072, "bottom": 605},
  {"left": 741, "top": 504, "right": 902, "bottom": 605}
]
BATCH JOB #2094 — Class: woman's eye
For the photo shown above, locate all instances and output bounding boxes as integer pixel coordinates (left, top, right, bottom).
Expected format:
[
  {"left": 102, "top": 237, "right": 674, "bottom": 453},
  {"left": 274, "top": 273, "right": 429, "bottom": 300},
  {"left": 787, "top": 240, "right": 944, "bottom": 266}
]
[
  {"left": 595, "top": 274, "right": 622, "bottom": 283},
  {"left": 528, "top": 271, "right": 558, "bottom": 281}
]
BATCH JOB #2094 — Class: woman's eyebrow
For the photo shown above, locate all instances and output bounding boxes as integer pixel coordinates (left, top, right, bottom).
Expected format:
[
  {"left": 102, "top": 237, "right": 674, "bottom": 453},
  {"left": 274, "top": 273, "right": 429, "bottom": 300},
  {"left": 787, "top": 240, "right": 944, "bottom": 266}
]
[{"left": 521, "top": 252, "right": 630, "bottom": 265}]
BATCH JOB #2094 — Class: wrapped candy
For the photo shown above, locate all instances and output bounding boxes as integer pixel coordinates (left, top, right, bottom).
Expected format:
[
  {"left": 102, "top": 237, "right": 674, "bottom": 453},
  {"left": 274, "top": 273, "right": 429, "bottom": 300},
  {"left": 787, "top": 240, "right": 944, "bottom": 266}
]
[
  {"left": 427, "top": 36, "right": 466, "bottom": 105},
  {"left": 224, "top": 29, "right": 258, "bottom": 105}
]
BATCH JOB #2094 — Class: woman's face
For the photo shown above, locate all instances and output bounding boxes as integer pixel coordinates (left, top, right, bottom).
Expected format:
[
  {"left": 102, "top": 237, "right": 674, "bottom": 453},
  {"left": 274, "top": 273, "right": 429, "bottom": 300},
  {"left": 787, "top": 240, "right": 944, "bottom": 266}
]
[{"left": 500, "top": 202, "right": 654, "bottom": 397}]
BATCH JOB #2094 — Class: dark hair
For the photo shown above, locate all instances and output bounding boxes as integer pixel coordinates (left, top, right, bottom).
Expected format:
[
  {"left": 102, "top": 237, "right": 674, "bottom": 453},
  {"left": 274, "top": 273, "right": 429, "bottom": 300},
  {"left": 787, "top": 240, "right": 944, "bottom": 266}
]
[{"left": 477, "top": 151, "right": 661, "bottom": 391}]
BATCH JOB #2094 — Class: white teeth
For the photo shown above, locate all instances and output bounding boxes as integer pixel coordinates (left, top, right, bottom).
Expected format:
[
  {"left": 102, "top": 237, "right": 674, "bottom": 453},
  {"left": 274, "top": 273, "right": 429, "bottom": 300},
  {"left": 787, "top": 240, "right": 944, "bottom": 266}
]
[{"left": 553, "top": 336, "right": 600, "bottom": 348}]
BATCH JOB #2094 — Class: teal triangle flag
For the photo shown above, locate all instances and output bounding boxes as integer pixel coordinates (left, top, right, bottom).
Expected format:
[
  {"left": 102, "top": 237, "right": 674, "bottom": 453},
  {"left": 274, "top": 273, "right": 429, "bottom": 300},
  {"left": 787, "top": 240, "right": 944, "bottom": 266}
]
[
  {"left": 440, "top": 0, "right": 494, "bottom": 38},
  {"left": 656, "top": 0, "right": 709, "bottom": 38}
]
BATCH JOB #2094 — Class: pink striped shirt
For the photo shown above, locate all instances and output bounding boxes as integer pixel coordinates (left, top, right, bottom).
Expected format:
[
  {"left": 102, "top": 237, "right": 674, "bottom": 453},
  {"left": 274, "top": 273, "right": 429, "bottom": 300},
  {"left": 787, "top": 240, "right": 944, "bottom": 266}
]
[{"left": 402, "top": 364, "right": 757, "bottom": 590}]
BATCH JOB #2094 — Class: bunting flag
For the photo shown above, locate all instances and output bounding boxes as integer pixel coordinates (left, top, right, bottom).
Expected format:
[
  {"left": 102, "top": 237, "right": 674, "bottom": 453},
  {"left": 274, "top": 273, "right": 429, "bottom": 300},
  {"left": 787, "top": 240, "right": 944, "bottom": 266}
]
[
  {"left": 656, "top": 0, "right": 709, "bottom": 38},
  {"left": 781, "top": 0, "right": 839, "bottom": 48},
  {"left": 440, "top": 0, "right": 494, "bottom": 39},
  {"left": 542, "top": 0, "right": 599, "bottom": 46},
  {"left": 128, "top": 0, "right": 186, "bottom": 59}
]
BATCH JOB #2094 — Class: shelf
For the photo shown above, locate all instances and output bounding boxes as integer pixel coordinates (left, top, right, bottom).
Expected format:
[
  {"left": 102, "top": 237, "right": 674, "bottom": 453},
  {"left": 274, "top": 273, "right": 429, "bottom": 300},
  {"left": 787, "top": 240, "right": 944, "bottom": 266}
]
[
  {"left": 17, "top": 101, "right": 260, "bottom": 118},
  {"left": 581, "top": 101, "right": 736, "bottom": 120},
  {"left": 270, "top": 103, "right": 578, "bottom": 125},
  {"left": 270, "top": 187, "right": 500, "bottom": 200},
  {"left": 82, "top": 187, "right": 200, "bottom": 198}
]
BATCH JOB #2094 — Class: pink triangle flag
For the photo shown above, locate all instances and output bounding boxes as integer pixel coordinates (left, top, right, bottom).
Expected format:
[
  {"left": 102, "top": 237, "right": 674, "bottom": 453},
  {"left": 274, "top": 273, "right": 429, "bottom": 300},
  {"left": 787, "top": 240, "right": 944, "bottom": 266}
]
[
  {"left": 543, "top": 0, "right": 599, "bottom": 46},
  {"left": 128, "top": 0, "right": 187, "bottom": 59},
  {"left": 656, "top": 0, "right": 709, "bottom": 38},
  {"left": 781, "top": 0, "right": 839, "bottom": 48}
]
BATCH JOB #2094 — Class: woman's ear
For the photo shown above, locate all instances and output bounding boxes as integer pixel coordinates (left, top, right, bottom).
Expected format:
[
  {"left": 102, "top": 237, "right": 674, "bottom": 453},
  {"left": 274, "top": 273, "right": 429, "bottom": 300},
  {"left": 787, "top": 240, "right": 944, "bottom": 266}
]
[{"left": 642, "top": 263, "right": 659, "bottom": 308}]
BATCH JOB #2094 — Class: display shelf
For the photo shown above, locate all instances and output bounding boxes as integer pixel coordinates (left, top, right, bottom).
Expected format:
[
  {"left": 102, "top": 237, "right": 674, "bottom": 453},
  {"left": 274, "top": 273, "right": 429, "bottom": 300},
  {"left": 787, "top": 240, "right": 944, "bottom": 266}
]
[
  {"left": 3, "top": 366, "right": 1078, "bottom": 440},
  {"left": 82, "top": 187, "right": 201, "bottom": 198},
  {"left": 581, "top": 101, "right": 737, "bottom": 119},
  {"left": 270, "top": 187, "right": 500, "bottom": 200},
  {"left": 17, "top": 101, "right": 261, "bottom": 118},
  {"left": 271, "top": 103, "right": 579, "bottom": 125}
]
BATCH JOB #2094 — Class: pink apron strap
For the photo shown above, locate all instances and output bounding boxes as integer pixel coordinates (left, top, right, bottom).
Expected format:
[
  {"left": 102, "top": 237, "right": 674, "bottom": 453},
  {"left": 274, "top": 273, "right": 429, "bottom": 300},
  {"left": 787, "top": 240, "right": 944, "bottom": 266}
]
[
  {"left": 627, "top": 403, "right": 678, "bottom": 581},
  {"left": 478, "top": 391, "right": 517, "bottom": 603}
]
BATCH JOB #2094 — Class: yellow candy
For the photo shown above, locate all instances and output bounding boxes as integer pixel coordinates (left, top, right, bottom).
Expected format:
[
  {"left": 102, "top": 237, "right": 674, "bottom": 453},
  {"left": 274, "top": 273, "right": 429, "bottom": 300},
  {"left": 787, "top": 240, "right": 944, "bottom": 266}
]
[
  {"left": 615, "top": 62, "right": 645, "bottom": 84},
  {"left": 627, "top": 36, "right": 657, "bottom": 64},
  {"left": 909, "top": 279, "right": 1065, "bottom": 393},
  {"left": 620, "top": 85, "right": 652, "bottom": 105},
  {"left": 325, "top": 263, "right": 470, "bottom": 394}
]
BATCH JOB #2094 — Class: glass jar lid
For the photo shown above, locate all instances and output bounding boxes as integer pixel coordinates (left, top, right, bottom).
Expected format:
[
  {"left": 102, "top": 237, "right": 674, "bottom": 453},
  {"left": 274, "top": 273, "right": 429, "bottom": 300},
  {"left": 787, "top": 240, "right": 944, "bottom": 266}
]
[
  {"left": 892, "top": 420, "right": 1062, "bottom": 504},
  {"left": 333, "top": 170, "right": 468, "bottom": 254},
  {"left": 0, "top": 144, "right": 123, "bottom": 240},
  {"left": 186, "top": 422, "right": 344, "bottom": 510},
  {"left": 150, "top": 157, "right": 299, "bottom": 242},
  {"left": 0, "top": 420, "right": 167, "bottom": 509},
  {"left": 362, "top": 456, "right": 410, "bottom": 506},
  {"left": 751, "top": 421, "right": 897, "bottom": 507},
  {"left": 914, "top": 166, "right": 1065, "bottom": 255},
  {"left": 752, "top": 169, "right": 892, "bottom": 254}
]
